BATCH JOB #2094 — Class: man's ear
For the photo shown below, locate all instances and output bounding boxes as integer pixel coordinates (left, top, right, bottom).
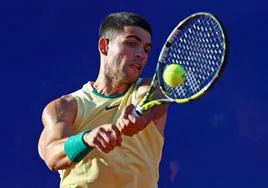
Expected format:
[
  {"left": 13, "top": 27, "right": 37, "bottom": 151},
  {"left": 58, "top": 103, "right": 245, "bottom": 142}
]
[{"left": 98, "top": 37, "right": 109, "bottom": 55}]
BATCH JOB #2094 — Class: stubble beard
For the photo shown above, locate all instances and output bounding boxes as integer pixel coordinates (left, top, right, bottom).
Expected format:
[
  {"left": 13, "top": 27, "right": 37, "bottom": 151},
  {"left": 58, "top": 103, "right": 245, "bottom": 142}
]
[
  {"left": 104, "top": 64, "right": 130, "bottom": 87},
  {"left": 111, "top": 68, "right": 137, "bottom": 86},
  {"left": 107, "top": 57, "right": 139, "bottom": 86}
]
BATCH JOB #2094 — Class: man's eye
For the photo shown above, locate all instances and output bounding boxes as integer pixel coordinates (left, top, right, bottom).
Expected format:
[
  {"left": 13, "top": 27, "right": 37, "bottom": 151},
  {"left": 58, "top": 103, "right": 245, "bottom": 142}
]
[{"left": 126, "top": 41, "right": 137, "bottom": 47}]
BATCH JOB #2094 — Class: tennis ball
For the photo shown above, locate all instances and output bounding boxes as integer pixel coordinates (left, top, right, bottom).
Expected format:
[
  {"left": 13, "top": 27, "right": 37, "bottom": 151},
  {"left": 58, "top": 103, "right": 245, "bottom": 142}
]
[{"left": 163, "top": 64, "right": 185, "bottom": 87}]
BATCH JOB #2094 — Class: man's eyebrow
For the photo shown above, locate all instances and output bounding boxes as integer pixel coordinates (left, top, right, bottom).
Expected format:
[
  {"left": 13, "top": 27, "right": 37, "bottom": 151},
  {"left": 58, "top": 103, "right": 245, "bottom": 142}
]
[
  {"left": 126, "top": 35, "right": 152, "bottom": 47},
  {"left": 126, "top": 35, "right": 142, "bottom": 42}
]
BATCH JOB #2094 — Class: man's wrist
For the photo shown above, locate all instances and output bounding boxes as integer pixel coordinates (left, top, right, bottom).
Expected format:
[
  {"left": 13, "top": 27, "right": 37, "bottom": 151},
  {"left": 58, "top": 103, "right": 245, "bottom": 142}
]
[
  {"left": 83, "top": 130, "right": 95, "bottom": 148},
  {"left": 64, "top": 129, "right": 94, "bottom": 163}
]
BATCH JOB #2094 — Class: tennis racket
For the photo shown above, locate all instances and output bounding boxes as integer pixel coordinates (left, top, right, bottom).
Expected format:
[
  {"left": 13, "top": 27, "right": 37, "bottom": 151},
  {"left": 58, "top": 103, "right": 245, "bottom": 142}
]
[{"left": 132, "top": 12, "right": 227, "bottom": 117}]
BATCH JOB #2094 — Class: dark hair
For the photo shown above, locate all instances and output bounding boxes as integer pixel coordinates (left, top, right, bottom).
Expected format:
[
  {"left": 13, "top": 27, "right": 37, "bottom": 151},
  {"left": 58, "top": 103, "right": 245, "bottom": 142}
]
[{"left": 99, "top": 12, "right": 152, "bottom": 39}]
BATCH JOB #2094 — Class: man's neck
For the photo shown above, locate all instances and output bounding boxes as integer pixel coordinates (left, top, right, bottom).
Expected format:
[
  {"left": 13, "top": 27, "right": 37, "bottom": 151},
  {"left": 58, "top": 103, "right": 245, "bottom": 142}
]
[{"left": 92, "top": 78, "right": 131, "bottom": 97}]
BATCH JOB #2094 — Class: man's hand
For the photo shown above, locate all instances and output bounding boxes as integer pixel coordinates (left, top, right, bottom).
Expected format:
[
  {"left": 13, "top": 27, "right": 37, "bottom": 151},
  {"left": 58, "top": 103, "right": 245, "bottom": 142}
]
[
  {"left": 83, "top": 124, "right": 122, "bottom": 153},
  {"left": 116, "top": 104, "right": 151, "bottom": 137}
]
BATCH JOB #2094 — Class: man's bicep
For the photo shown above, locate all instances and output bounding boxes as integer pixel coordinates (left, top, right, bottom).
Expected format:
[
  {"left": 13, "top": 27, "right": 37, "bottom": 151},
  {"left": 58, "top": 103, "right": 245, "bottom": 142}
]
[
  {"left": 38, "top": 121, "right": 71, "bottom": 160},
  {"left": 39, "top": 95, "right": 77, "bottom": 156},
  {"left": 42, "top": 95, "right": 77, "bottom": 129}
]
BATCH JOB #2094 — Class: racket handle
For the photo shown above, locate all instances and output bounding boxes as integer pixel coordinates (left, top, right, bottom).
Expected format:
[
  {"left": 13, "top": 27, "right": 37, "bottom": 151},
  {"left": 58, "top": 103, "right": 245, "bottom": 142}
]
[{"left": 131, "top": 108, "right": 142, "bottom": 118}]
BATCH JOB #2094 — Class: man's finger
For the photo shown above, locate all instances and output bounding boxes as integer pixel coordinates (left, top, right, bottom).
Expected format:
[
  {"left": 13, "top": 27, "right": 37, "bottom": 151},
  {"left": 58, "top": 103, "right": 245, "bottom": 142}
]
[
  {"left": 111, "top": 124, "right": 121, "bottom": 138},
  {"left": 101, "top": 131, "right": 117, "bottom": 147},
  {"left": 94, "top": 138, "right": 108, "bottom": 153},
  {"left": 121, "top": 104, "right": 135, "bottom": 118},
  {"left": 97, "top": 134, "right": 113, "bottom": 152}
]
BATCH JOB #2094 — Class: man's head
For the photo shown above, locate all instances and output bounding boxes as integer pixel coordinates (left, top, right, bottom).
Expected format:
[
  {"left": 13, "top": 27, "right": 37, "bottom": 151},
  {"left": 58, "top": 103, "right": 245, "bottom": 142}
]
[{"left": 98, "top": 12, "right": 152, "bottom": 85}]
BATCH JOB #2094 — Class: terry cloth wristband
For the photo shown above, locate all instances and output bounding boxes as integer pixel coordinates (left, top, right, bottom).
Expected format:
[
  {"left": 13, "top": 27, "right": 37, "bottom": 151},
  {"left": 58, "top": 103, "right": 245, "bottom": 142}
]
[{"left": 64, "top": 130, "right": 93, "bottom": 163}]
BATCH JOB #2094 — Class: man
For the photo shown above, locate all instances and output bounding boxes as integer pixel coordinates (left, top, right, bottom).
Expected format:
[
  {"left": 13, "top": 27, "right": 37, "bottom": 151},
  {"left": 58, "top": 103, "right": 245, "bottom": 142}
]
[{"left": 38, "top": 12, "right": 168, "bottom": 187}]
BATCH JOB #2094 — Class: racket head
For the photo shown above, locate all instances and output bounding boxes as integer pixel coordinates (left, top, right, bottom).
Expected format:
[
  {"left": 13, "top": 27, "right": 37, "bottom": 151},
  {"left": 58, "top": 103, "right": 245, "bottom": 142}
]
[{"left": 157, "top": 12, "right": 227, "bottom": 103}]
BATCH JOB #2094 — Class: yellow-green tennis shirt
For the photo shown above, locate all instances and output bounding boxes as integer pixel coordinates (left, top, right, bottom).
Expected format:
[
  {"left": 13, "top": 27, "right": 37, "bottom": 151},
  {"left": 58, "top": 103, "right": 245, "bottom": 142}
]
[{"left": 59, "top": 79, "right": 164, "bottom": 188}]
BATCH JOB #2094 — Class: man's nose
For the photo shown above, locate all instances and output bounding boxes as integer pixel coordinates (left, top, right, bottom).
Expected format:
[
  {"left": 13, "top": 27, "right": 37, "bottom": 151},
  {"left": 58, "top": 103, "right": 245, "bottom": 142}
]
[{"left": 136, "top": 48, "right": 147, "bottom": 60}]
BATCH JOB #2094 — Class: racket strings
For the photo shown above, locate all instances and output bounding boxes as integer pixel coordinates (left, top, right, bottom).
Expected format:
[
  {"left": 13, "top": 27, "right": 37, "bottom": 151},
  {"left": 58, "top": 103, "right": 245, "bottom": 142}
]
[{"left": 159, "top": 15, "right": 225, "bottom": 100}]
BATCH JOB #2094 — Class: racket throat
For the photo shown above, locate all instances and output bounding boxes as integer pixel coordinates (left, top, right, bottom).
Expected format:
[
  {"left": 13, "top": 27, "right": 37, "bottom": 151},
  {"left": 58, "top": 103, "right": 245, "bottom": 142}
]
[{"left": 131, "top": 107, "right": 143, "bottom": 117}]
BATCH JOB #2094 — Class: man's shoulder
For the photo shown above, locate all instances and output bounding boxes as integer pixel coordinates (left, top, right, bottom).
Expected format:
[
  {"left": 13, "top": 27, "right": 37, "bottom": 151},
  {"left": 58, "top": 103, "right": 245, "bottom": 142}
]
[
  {"left": 42, "top": 94, "right": 77, "bottom": 124},
  {"left": 136, "top": 77, "right": 152, "bottom": 88},
  {"left": 59, "top": 94, "right": 76, "bottom": 103},
  {"left": 50, "top": 95, "right": 77, "bottom": 110},
  {"left": 135, "top": 77, "right": 163, "bottom": 99}
]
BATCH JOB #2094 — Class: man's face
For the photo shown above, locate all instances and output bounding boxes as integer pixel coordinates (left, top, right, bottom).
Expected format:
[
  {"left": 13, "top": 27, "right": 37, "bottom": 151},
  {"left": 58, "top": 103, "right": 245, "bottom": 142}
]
[{"left": 106, "top": 26, "right": 152, "bottom": 84}]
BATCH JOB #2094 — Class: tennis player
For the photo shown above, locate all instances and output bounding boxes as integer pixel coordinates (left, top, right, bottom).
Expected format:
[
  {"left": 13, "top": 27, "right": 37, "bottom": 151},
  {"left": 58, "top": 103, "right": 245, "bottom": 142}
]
[{"left": 38, "top": 12, "right": 168, "bottom": 187}]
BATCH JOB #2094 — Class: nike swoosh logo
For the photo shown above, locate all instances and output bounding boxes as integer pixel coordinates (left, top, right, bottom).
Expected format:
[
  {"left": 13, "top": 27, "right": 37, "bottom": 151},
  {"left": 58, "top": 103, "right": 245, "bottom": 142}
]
[{"left": 105, "top": 105, "right": 119, "bottom": 110}]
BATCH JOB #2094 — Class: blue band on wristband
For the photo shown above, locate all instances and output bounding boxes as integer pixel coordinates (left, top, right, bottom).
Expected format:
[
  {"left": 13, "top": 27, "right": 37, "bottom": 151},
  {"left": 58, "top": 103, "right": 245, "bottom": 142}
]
[{"left": 64, "top": 130, "right": 93, "bottom": 163}]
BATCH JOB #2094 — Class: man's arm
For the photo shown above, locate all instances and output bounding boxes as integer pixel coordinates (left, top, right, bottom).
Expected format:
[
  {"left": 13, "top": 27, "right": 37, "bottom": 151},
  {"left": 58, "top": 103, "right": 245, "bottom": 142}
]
[
  {"left": 135, "top": 79, "right": 168, "bottom": 135},
  {"left": 38, "top": 95, "right": 122, "bottom": 171},
  {"left": 38, "top": 95, "right": 77, "bottom": 170},
  {"left": 117, "top": 79, "right": 168, "bottom": 136}
]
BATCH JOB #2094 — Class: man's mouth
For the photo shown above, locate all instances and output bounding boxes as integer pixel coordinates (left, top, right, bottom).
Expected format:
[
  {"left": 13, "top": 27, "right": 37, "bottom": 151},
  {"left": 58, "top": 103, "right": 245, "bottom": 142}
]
[{"left": 130, "top": 63, "right": 142, "bottom": 71}]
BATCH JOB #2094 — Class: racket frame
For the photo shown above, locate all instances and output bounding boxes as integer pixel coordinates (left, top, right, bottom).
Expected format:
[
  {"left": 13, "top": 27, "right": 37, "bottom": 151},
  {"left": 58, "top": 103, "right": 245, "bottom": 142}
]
[{"left": 135, "top": 12, "right": 227, "bottom": 114}]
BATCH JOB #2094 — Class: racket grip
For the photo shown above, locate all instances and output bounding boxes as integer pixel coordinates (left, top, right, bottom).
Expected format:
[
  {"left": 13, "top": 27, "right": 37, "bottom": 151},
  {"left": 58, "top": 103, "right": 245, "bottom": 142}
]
[{"left": 131, "top": 108, "right": 142, "bottom": 118}]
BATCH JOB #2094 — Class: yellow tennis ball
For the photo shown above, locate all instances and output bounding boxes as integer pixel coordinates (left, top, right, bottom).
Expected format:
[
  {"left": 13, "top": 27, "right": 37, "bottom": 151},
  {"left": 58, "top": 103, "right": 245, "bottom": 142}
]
[{"left": 163, "top": 64, "right": 185, "bottom": 87}]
